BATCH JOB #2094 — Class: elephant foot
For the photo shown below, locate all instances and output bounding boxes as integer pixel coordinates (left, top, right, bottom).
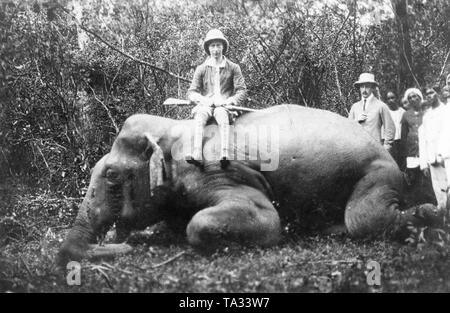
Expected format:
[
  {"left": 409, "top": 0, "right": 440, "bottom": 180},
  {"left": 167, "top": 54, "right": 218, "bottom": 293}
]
[
  {"left": 390, "top": 203, "right": 446, "bottom": 241},
  {"left": 411, "top": 203, "right": 446, "bottom": 228}
]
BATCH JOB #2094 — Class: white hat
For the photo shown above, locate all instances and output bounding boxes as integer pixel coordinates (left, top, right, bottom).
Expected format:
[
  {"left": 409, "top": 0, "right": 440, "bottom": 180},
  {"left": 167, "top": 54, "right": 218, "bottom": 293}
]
[
  {"left": 203, "top": 29, "right": 229, "bottom": 55},
  {"left": 354, "top": 73, "right": 379, "bottom": 87},
  {"left": 403, "top": 88, "right": 423, "bottom": 103}
]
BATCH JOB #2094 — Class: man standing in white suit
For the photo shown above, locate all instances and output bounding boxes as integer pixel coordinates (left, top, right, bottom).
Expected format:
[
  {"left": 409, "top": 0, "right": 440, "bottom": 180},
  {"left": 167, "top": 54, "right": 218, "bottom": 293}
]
[{"left": 348, "top": 73, "right": 395, "bottom": 152}]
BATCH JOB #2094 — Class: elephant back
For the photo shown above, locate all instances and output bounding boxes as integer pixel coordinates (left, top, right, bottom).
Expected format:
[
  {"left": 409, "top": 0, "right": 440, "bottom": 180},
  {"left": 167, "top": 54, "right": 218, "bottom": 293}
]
[{"left": 233, "top": 104, "right": 400, "bottom": 210}]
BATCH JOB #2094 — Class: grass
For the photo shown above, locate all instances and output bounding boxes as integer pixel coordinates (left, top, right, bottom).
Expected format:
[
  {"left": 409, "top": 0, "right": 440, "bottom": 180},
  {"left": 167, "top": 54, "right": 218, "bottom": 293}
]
[{"left": 1, "top": 179, "right": 450, "bottom": 293}]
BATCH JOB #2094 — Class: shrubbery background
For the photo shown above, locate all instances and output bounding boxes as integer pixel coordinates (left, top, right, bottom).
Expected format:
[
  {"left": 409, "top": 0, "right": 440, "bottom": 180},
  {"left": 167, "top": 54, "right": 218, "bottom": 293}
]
[{"left": 1, "top": 0, "right": 450, "bottom": 196}]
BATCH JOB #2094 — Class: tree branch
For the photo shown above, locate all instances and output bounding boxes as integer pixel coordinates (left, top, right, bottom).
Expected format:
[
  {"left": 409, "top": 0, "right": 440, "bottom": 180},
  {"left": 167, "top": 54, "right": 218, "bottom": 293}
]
[
  {"left": 333, "top": 56, "right": 344, "bottom": 102},
  {"left": 437, "top": 48, "right": 450, "bottom": 82},
  {"left": 88, "top": 86, "right": 120, "bottom": 134},
  {"left": 57, "top": 4, "right": 191, "bottom": 83},
  {"left": 34, "top": 140, "right": 51, "bottom": 177},
  {"left": 151, "top": 251, "right": 187, "bottom": 268}
]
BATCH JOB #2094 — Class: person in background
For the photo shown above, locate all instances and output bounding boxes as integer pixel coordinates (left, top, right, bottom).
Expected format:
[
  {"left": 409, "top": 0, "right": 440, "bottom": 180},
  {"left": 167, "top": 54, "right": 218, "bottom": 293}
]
[
  {"left": 419, "top": 85, "right": 449, "bottom": 213},
  {"left": 348, "top": 73, "right": 395, "bottom": 152},
  {"left": 401, "top": 88, "right": 424, "bottom": 175},
  {"left": 437, "top": 96, "right": 450, "bottom": 209},
  {"left": 401, "top": 97, "right": 410, "bottom": 110},
  {"left": 385, "top": 91, "right": 405, "bottom": 169},
  {"left": 440, "top": 74, "right": 450, "bottom": 209}
]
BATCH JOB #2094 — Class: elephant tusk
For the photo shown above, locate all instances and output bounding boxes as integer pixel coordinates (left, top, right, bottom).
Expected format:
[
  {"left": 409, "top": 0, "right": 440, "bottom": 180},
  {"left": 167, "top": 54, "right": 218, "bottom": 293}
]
[{"left": 87, "top": 243, "right": 133, "bottom": 259}]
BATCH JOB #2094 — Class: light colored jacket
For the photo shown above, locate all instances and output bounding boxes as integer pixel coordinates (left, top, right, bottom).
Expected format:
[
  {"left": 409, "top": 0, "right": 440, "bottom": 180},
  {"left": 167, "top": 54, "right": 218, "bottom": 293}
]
[
  {"left": 419, "top": 103, "right": 447, "bottom": 169},
  {"left": 348, "top": 94, "right": 395, "bottom": 146},
  {"left": 187, "top": 56, "right": 247, "bottom": 106},
  {"left": 437, "top": 105, "right": 450, "bottom": 161},
  {"left": 388, "top": 107, "right": 405, "bottom": 140}
]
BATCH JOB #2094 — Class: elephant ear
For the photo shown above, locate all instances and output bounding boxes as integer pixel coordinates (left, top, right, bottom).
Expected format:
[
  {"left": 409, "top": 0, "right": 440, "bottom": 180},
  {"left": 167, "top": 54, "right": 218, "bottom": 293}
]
[{"left": 144, "top": 133, "right": 167, "bottom": 196}]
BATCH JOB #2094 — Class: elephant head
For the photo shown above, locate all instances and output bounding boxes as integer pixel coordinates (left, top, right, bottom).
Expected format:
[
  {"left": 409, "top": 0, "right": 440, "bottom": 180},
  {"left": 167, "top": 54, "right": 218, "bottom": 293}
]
[{"left": 57, "top": 116, "right": 173, "bottom": 266}]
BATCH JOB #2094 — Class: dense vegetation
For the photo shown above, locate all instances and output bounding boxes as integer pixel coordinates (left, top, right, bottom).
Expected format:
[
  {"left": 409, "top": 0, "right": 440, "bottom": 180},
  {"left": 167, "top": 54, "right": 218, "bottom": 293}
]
[{"left": 1, "top": 0, "right": 450, "bottom": 292}]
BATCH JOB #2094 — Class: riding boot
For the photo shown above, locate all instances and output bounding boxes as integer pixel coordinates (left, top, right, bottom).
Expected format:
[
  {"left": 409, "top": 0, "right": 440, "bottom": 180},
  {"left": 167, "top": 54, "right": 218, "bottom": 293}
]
[
  {"left": 186, "top": 117, "right": 204, "bottom": 167},
  {"left": 220, "top": 122, "right": 230, "bottom": 168}
]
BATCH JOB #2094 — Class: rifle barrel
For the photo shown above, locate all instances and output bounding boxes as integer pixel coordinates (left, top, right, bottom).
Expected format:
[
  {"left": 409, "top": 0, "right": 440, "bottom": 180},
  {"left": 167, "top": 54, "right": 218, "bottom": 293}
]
[{"left": 163, "top": 98, "right": 258, "bottom": 112}]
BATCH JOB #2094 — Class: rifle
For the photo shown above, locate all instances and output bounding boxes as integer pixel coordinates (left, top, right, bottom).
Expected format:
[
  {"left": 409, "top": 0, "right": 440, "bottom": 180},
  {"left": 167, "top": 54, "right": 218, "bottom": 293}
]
[{"left": 162, "top": 98, "right": 258, "bottom": 112}]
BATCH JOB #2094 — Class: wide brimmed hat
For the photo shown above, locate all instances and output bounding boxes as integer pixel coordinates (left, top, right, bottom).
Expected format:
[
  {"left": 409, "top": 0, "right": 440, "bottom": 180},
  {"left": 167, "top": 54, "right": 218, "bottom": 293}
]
[
  {"left": 203, "top": 29, "right": 229, "bottom": 55},
  {"left": 354, "top": 73, "right": 379, "bottom": 87}
]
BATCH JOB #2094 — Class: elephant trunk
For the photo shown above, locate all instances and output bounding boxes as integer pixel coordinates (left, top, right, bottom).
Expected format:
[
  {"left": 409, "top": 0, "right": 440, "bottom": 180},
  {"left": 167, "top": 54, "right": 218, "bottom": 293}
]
[
  {"left": 57, "top": 193, "right": 123, "bottom": 267},
  {"left": 56, "top": 199, "right": 97, "bottom": 266},
  {"left": 57, "top": 155, "right": 120, "bottom": 266}
]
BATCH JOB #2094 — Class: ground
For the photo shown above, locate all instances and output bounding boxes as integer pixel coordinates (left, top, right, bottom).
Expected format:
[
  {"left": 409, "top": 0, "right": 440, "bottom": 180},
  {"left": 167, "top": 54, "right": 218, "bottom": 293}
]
[{"left": 1, "top": 179, "right": 450, "bottom": 293}]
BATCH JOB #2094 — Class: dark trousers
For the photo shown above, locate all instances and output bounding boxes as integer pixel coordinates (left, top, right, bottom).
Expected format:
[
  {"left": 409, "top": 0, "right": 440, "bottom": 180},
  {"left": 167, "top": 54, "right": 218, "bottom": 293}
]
[{"left": 389, "top": 140, "right": 405, "bottom": 171}]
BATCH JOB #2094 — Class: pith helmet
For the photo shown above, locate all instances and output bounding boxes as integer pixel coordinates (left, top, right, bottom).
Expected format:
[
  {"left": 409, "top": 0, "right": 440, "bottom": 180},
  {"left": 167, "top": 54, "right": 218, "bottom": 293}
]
[
  {"left": 354, "top": 73, "right": 379, "bottom": 87},
  {"left": 203, "top": 29, "right": 229, "bottom": 55}
]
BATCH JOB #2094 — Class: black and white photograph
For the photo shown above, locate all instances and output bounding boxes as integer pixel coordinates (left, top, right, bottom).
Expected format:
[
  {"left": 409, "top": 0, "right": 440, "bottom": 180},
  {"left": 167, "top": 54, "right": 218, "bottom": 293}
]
[{"left": 1, "top": 0, "right": 450, "bottom": 296}]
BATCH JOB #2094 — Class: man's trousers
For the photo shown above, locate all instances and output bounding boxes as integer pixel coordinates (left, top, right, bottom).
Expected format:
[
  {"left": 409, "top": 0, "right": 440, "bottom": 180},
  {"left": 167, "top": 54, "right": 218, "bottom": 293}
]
[
  {"left": 429, "top": 163, "right": 449, "bottom": 212},
  {"left": 192, "top": 105, "right": 230, "bottom": 160}
]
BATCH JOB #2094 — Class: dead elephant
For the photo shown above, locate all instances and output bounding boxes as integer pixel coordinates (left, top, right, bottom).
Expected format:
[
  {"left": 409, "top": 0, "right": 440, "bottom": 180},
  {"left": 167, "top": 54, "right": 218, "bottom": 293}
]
[{"left": 57, "top": 104, "right": 440, "bottom": 264}]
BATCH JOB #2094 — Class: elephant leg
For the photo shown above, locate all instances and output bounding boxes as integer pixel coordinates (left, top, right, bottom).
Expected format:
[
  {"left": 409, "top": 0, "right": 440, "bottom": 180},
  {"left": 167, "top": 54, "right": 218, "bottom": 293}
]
[
  {"left": 345, "top": 180, "right": 401, "bottom": 238},
  {"left": 186, "top": 186, "right": 281, "bottom": 249},
  {"left": 345, "top": 168, "right": 440, "bottom": 239}
]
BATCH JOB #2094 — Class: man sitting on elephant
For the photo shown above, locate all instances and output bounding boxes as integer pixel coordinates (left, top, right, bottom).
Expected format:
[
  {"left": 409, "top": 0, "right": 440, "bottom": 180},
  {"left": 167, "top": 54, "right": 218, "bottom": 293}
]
[{"left": 186, "top": 28, "right": 247, "bottom": 168}]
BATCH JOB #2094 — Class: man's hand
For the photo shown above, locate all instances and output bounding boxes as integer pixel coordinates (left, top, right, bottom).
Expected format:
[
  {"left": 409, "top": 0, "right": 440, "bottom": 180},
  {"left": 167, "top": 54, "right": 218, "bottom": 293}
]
[
  {"left": 199, "top": 97, "right": 214, "bottom": 107},
  {"left": 435, "top": 155, "right": 444, "bottom": 165},
  {"left": 214, "top": 98, "right": 234, "bottom": 107},
  {"left": 422, "top": 167, "right": 430, "bottom": 178},
  {"left": 357, "top": 113, "right": 367, "bottom": 123}
]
